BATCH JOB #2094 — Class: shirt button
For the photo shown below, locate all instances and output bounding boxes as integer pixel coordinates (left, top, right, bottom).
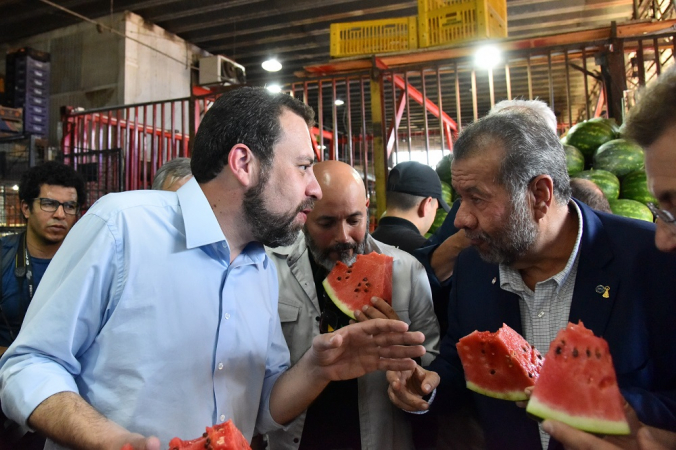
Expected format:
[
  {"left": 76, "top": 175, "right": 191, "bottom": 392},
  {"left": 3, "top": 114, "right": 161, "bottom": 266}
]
[
  {"left": 225, "top": 313, "right": 231, "bottom": 320},
  {"left": 537, "top": 311, "right": 545, "bottom": 318},
  {"left": 218, "top": 362, "right": 224, "bottom": 370},
  {"left": 220, "top": 414, "right": 226, "bottom": 422},
  {"left": 315, "top": 316, "right": 320, "bottom": 322}
]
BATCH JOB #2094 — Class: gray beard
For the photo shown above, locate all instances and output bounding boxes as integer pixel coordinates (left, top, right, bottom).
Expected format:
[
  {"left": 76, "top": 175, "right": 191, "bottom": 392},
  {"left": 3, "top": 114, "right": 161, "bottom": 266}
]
[
  {"left": 304, "top": 222, "right": 369, "bottom": 271},
  {"left": 466, "top": 193, "right": 538, "bottom": 266}
]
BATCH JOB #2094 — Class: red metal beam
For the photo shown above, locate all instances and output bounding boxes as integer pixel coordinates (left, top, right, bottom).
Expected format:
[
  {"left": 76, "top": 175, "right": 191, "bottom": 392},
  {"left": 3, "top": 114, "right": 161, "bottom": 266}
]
[{"left": 386, "top": 93, "right": 407, "bottom": 157}]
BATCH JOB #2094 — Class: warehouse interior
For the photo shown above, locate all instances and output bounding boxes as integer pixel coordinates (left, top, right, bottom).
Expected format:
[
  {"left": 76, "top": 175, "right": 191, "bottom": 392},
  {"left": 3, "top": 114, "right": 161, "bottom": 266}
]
[{"left": 0, "top": 0, "right": 674, "bottom": 229}]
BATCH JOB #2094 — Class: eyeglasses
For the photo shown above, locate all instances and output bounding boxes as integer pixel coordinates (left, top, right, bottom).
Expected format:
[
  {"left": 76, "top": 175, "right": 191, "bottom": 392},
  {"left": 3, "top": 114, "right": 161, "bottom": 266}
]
[
  {"left": 34, "top": 198, "right": 80, "bottom": 215},
  {"left": 647, "top": 202, "right": 676, "bottom": 229}
]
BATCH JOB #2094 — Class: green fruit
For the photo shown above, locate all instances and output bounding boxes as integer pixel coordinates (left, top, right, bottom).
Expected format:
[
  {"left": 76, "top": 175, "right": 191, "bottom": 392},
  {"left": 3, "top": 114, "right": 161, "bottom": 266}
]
[
  {"left": 440, "top": 181, "right": 454, "bottom": 205},
  {"left": 573, "top": 170, "right": 621, "bottom": 200},
  {"left": 429, "top": 207, "right": 448, "bottom": 234},
  {"left": 566, "top": 121, "right": 617, "bottom": 163},
  {"left": 608, "top": 199, "right": 654, "bottom": 222},
  {"left": 436, "top": 153, "right": 453, "bottom": 185},
  {"left": 587, "top": 117, "right": 621, "bottom": 137},
  {"left": 593, "top": 139, "right": 644, "bottom": 179},
  {"left": 620, "top": 170, "right": 657, "bottom": 205},
  {"left": 564, "top": 144, "right": 585, "bottom": 176}
]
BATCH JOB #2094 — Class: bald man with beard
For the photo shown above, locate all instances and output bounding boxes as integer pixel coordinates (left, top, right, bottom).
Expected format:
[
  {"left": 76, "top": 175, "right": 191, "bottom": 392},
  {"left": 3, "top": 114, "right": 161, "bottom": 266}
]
[{"left": 265, "top": 160, "right": 440, "bottom": 450}]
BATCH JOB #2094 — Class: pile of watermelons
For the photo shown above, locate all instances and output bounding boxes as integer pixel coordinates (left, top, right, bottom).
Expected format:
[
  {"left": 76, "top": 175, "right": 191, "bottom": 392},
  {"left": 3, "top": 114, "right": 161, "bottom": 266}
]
[
  {"left": 563, "top": 117, "right": 655, "bottom": 222},
  {"left": 429, "top": 153, "right": 456, "bottom": 234}
]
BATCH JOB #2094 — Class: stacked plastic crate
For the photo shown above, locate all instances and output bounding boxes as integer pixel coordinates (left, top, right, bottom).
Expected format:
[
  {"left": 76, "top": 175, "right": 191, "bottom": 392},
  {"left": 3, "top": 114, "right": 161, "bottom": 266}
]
[{"left": 4, "top": 47, "right": 50, "bottom": 138}]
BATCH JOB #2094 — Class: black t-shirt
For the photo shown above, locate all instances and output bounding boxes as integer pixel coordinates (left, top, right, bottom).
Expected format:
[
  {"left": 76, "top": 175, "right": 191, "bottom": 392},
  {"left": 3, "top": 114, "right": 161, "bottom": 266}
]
[
  {"left": 371, "top": 216, "right": 427, "bottom": 255},
  {"left": 300, "top": 256, "right": 360, "bottom": 450}
]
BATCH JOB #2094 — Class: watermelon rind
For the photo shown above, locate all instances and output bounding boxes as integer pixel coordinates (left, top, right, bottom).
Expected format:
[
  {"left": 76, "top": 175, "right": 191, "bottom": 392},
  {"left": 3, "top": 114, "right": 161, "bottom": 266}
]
[
  {"left": 323, "top": 280, "right": 358, "bottom": 320},
  {"left": 608, "top": 198, "right": 654, "bottom": 222},
  {"left": 592, "top": 139, "right": 645, "bottom": 179},
  {"left": 429, "top": 207, "right": 448, "bottom": 234},
  {"left": 563, "top": 144, "right": 585, "bottom": 176},
  {"left": 436, "top": 153, "right": 453, "bottom": 185},
  {"left": 527, "top": 395, "right": 630, "bottom": 435},
  {"left": 620, "top": 170, "right": 657, "bottom": 205},
  {"left": 565, "top": 121, "right": 617, "bottom": 163},
  {"left": 572, "top": 170, "right": 620, "bottom": 200},
  {"left": 466, "top": 380, "right": 529, "bottom": 401}
]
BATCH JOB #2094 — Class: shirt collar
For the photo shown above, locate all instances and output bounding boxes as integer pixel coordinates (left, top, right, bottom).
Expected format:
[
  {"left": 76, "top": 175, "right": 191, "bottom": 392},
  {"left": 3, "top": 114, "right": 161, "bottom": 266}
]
[
  {"left": 499, "top": 199, "right": 584, "bottom": 292},
  {"left": 176, "top": 178, "right": 269, "bottom": 270}
]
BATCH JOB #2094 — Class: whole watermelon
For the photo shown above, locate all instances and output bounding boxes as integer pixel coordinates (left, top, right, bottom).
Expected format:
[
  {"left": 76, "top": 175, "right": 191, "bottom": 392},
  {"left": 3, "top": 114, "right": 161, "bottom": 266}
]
[
  {"left": 436, "top": 153, "right": 453, "bottom": 185},
  {"left": 608, "top": 199, "right": 654, "bottom": 222},
  {"left": 440, "top": 181, "right": 454, "bottom": 205},
  {"left": 429, "top": 207, "right": 448, "bottom": 234},
  {"left": 593, "top": 139, "right": 644, "bottom": 178},
  {"left": 563, "top": 144, "right": 585, "bottom": 176},
  {"left": 587, "top": 117, "right": 621, "bottom": 137},
  {"left": 573, "top": 170, "right": 620, "bottom": 200},
  {"left": 620, "top": 170, "right": 657, "bottom": 205},
  {"left": 565, "top": 120, "right": 617, "bottom": 164}
]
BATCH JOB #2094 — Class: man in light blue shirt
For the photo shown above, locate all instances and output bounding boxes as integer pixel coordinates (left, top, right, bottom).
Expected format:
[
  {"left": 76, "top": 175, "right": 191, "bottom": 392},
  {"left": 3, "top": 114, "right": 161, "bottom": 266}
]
[{"left": 0, "top": 87, "right": 427, "bottom": 450}]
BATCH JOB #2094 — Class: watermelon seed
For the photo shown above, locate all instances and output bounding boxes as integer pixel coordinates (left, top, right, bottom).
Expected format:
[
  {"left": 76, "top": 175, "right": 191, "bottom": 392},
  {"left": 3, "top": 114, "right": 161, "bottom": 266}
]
[
  {"left": 596, "top": 349, "right": 602, "bottom": 359},
  {"left": 572, "top": 348, "right": 579, "bottom": 357},
  {"left": 364, "top": 289, "right": 369, "bottom": 293},
  {"left": 203, "top": 433, "right": 208, "bottom": 438},
  {"left": 555, "top": 346, "right": 562, "bottom": 355},
  {"left": 561, "top": 339, "right": 566, "bottom": 345},
  {"left": 345, "top": 276, "right": 350, "bottom": 279},
  {"left": 337, "top": 277, "right": 342, "bottom": 281},
  {"left": 522, "top": 347, "right": 527, "bottom": 352},
  {"left": 586, "top": 349, "right": 591, "bottom": 357},
  {"left": 528, "top": 372, "right": 533, "bottom": 378},
  {"left": 365, "top": 282, "right": 370, "bottom": 287},
  {"left": 363, "top": 277, "right": 368, "bottom": 281},
  {"left": 490, "top": 369, "right": 495, "bottom": 375},
  {"left": 357, "top": 282, "right": 362, "bottom": 286},
  {"left": 481, "top": 349, "right": 485, "bottom": 354},
  {"left": 536, "top": 353, "right": 542, "bottom": 360},
  {"left": 354, "top": 288, "right": 360, "bottom": 292}
]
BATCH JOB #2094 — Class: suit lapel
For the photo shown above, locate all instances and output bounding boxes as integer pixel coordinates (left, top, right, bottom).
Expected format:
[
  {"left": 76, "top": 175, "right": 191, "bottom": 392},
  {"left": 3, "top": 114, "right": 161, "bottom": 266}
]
[{"left": 568, "top": 201, "right": 619, "bottom": 337}]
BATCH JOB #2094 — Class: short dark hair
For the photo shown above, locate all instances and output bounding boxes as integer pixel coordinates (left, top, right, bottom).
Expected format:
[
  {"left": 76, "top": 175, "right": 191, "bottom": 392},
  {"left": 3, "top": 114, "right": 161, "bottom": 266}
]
[
  {"left": 453, "top": 110, "right": 571, "bottom": 205},
  {"left": 152, "top": 157, "right": 192, "bottom": 190},
  {"left": 386, "top": 190, "right": 425, "bottom": 211},
  {"left": 19, "top": 161, "right": 86, "bottom": 210},
  {"left": 624, "top": 65, "right": 676, "bottom": 148},
  {"left": 570, "top": 178, "right": 612, "bottom": 213},
  {"left": 191, "top": 87, "right": 315, "bottom": 183}
]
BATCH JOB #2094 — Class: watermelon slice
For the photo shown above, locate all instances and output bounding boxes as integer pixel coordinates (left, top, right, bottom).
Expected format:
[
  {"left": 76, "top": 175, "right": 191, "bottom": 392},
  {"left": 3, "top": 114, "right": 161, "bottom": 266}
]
[
  {"left": 456, "top": 323, "right": 544, "bottom": 401},
  {"left": 526, "top": 321, "right": 630, "bottom": 435},
  {"left": 167, "top": 420, "right": 252, "bottom": 450},
  {"left": 322, "top": 252, "right": 393, "bottom": 320}
]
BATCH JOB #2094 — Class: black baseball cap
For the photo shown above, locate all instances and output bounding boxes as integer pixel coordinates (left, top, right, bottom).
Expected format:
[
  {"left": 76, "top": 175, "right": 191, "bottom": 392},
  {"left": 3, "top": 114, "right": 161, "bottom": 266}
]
[{"left": 387, "top": 161, "right": 450, "bottom": 212}]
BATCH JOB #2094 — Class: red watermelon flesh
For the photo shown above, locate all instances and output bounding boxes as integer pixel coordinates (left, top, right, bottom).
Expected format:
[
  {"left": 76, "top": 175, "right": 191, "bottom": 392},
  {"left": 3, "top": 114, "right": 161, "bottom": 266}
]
[
  {"left": 526, "top": 321, "right": 630, "bottom": 435},
  {"left": 456, "top": 323, "right": 544, "bottom": 401},
  {"left": 168, "top": 420, "right": 252, "bottom": 450},
  {"left": 323, "top": 252, "right": 393, "bottom": 320}
]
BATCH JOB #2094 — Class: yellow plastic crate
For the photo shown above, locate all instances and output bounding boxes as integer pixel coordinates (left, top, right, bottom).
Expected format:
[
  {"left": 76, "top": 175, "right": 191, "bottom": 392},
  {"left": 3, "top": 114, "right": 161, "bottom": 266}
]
[
  {"left": 418, "top": 0, "right": 507, "bottom": 48},
  {"left": 330, "top": 16, "right": 418, "bottom": 58}
]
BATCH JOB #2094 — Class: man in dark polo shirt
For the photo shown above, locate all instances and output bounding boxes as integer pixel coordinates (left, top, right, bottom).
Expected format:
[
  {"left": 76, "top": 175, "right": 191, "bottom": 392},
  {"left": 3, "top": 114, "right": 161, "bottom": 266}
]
[{"left": 372, "top": 161, "right": 450, "bottom": 254}]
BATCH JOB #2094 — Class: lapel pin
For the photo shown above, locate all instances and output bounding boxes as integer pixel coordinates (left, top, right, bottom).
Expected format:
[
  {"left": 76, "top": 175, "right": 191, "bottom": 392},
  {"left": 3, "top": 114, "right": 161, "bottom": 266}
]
[
  {"left": 595, "top": 285, "right": 610, "bottom": 298},
  {"left": 492, "top": 277, "right": 496, "bottom": 285}
]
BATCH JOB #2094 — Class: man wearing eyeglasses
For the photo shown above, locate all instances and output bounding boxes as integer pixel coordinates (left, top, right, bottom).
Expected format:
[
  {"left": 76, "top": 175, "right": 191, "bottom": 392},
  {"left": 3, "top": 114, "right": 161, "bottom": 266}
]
[
  {"left": 0, "top": 161, "right": 85, "bottom": 356},
  {"left": 539, "top": 65, "right": 676, "bottom": 450},
  {"left": 0, "top": 160, "right": 84, "bottom": 449}
]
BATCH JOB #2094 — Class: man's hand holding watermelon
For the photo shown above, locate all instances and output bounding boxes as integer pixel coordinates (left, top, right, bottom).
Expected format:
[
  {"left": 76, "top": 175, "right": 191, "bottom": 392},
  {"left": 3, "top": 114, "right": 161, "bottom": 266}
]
[
  {"left": 352, "top": 296, "right": 399, "bottom": 322},
  {"left": 269, "top": 318, "right": 426, "bottom": 426}
]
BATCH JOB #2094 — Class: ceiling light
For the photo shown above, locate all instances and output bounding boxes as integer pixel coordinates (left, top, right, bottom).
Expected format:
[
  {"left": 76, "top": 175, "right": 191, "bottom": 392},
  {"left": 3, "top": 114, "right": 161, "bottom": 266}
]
[
  {"left": 474, "top": 45, "right": 501, "bottom": 70},
  {"left": 266, "top": 84, "right": 282, "bottom": 94},
  {"left": 11, "top": 185, "right": 19, "bottom": 191},
  {"left": 262, "top": 58, "right": 282, "bottom": 72},
  {"left": 334, "top": 99, "right": 345, "bottom": 106}
]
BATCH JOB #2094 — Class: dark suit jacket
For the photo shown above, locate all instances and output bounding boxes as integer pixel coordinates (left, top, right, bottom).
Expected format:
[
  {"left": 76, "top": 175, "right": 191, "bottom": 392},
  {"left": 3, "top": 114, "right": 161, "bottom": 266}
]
[{"left": 428, "top": 200, "right": 676, "bottom": 450}]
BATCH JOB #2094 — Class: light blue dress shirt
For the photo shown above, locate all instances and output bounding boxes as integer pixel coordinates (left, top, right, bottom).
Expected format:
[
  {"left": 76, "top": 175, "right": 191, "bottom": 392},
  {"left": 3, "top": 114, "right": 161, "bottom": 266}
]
[{"left": 0, "top": 178, "right": 290, "bottom": 448}]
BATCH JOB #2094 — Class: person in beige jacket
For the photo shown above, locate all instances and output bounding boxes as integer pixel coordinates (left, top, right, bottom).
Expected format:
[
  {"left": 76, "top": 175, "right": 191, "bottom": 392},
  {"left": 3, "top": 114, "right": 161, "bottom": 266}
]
[{"left": 266, "top": 160, "right": 440, "bottom": 450}]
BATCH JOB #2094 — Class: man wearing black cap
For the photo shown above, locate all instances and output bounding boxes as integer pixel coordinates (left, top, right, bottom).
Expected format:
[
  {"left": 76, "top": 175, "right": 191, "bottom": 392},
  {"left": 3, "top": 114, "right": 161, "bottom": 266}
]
[{"left": 372, "top": 161, "right": 451, "bottom": 254}]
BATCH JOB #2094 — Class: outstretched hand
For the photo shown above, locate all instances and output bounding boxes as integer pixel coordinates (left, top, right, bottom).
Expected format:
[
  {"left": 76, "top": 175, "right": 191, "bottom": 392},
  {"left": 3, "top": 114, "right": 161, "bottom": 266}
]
[
  {"left": 308, "top": 318, "right": 425, "bottom": 382},
  {"left": 386, "top": 364, "right": 440, "bottom": 412}
]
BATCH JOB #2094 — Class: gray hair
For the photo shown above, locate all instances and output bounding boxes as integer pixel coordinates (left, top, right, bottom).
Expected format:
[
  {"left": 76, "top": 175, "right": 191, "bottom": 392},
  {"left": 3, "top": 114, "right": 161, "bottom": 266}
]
[
  {"left": 152, "top": 157, "right": 192, "bottom": 190},
  {"left": 489, "top": 99, "right": 558, "bottom": 134},
  {"left": 453, "top": 111, "right": 571, "bottom": 205}
]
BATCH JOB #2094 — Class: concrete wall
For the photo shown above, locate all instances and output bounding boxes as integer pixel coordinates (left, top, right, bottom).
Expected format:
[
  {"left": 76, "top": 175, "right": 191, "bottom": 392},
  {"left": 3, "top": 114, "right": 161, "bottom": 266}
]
[{"left": 0, "top": 11, "right": 208, "bottom": 146}]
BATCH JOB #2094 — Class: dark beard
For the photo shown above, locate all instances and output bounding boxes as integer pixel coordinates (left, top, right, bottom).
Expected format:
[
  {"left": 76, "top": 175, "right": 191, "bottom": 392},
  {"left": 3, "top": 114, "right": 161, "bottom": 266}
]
[
  {"left": 304, "top": 218, "right": 369, "bottom": 271},
  {"left": 466, "top": 194, "right": 538, "bottom": 265},
  {"left": 242, "top": 171, "right": 315, "bottom": 248}
]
